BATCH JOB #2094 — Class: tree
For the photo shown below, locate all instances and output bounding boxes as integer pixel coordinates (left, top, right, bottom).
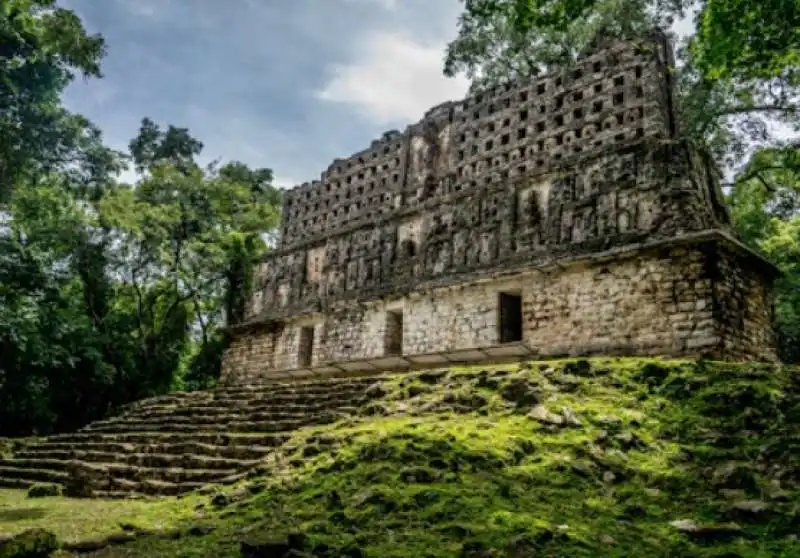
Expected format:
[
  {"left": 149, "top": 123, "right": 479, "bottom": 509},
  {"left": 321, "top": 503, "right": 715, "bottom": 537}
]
[
  {"left": 0, "top": 5, "right": 284, "bottom": 435},
  {"left": 0, "top": 0, "right": 110, "bottom": 202},
  {"left": 728, "top": 145, "right": 800, "bottom": 362},
  {"left": 444, "top": 0, "right": 688, "bottom": 90},
  {"left": 691, "top": 0, "right": 800, "bottom": 82},
  {"left": 99, "top": 123, "right": 281, "bottom": 392},
  {"left": 0, "top": 180, "right": 118, "bottom": 435},
  {"left": 129, "top": 117, "right": 204, "bottom": 174}
]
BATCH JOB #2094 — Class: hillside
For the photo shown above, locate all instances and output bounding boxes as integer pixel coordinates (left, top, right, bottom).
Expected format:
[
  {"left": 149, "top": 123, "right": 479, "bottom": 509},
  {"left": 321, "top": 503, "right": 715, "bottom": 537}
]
[{"left": 1, "top": 358, "right": 798, "bottom": 557}]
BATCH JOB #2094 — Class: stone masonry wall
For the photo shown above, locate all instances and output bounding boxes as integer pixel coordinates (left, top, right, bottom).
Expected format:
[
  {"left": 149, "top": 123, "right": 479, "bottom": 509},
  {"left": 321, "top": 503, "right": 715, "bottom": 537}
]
[
  {"left": 220, "top": 325, "right": 277, "bottom": 382},
  {"left": 247, "top": 138, "right": 731, "bottom": 324},
  {"left": 223, "top": 239, "right": 776, "bottom": 382},
  {"left": 712, "top": 246, "right": 778, "bottom": 362},
  {"left": 222, "top": 33, "right": 778, "bottom": 381},
  {"left": 523, "top": 245, "right": 715, "bottom": 357},
  {"left": 279, "top": 33, "right": 674, "bottom": 247}
]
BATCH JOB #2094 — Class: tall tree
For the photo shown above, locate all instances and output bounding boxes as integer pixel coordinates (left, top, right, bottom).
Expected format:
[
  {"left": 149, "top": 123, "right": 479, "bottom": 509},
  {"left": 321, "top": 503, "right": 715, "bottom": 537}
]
[
  {"left": 129, "top": 117, "right": 204, "bottom": 174},
  {"left": 0, "top": 0, "right": 110, "bottom": 202},
  {"left": 728, "top": 145, "right": 800, "bottom": 362}
]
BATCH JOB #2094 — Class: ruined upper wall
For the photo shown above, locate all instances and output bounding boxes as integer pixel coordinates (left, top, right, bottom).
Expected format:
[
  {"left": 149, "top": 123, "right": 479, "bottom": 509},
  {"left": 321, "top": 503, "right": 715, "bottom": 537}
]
[
  {"left": 280, "top": 33, "right": 677, "bottom": 249},
  {"left": 246, "top": 137, "right": 732, "bottom": 323},
  {"left": 237, "top": 33, "right": 739, "bottom": 326}
]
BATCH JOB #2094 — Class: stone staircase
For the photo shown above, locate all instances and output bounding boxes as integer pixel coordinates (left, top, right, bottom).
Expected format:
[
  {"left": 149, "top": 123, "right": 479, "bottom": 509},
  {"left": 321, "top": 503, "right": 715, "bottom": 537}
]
[{"left": 0, "top": 374, "right": 382, "bottom": 497}]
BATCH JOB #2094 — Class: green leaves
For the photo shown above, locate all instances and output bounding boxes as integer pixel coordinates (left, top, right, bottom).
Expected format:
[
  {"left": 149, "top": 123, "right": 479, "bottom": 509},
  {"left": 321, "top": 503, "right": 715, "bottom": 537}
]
[
  {"left": 0, "top": 0, "right": 108, "bottom": 203},
  {"left": 444, "top": 0, "right": 683, "bottom": 90},
  {"left": 691, "top": 0, "right": 800, "bottom": 82},
  {"left": 728, "top": 145, "right": 800, "bottom": 362}
]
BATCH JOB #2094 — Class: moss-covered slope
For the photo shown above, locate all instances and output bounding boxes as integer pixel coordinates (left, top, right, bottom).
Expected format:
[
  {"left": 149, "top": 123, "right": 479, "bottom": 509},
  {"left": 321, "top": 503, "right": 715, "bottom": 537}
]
[{"left": 5, "top": 358, "right": 800, "bottom": 557}]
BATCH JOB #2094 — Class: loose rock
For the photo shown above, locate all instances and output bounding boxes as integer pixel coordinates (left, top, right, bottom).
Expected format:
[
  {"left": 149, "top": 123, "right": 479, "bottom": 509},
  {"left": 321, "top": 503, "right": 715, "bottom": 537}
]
[{"left": 527, "top": 405, "right": 563, "bottom": 425}]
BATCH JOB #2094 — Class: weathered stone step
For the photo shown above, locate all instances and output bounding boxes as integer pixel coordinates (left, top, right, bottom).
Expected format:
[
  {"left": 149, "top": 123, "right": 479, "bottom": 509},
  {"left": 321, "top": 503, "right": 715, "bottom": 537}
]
[
  {"left": 102, "top": 393, "right": 364, "bottom": 426},
  {"left": 18, "top": 441, "right": 276, "bottom": 461},
  {"left": 91, "top": 490, "right": 149, "bottom": 500},
  {"left": 221, "top": 375, "right": 381, "bottom": 392},
  {"left": 46, "top": 431, "right": 290, "bottom": 447},
  {"left": 206, "top": 390, "right": 369, "bottom": 408},
  {"left": 116, "top": 392, "right": 213, "bottom": 414},
  {"left": 93, "top": 406, "right": 355, "bottom": 430},
  {"left": 94, "top": 463, "right": 238, "bottom": 484},
  {"left": 128, "top": 397, "right": 361, "bottom": 421},
  {"left": 216, "top": 379, "right": 379, "bottom": 398},
  {"left": 0, "top": 476, "right": 35, "bottom": 489},
  {"left": 111, "top": 376, "right": 380, "bottom": 417},
  {"left": 122, "top": 452, "right": 259, "bottom": 470},
  {"left": 84, "top": 415, "right": 337, "bottom": 434},
  {"left": 0, "top": 465, "right": 68, "bottom": 484},
  {"left": 105, "top": 477, "right": 207, "bottom": 496},
  {"left": 0, "top": 457, "right": 72, "bottom": 472}
]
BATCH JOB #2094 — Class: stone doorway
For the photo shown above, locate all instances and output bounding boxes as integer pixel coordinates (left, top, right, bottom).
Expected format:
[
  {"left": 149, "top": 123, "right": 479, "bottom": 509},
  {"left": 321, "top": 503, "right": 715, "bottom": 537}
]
[
  {"left": 498, "top": 292, "right": 523, "bottom": 343},
  {"left": 384, "top": 310, "right": 404, "bottom": 356},
  {"left": 298, "top": 326, "right": 315, "bottom": 367}
]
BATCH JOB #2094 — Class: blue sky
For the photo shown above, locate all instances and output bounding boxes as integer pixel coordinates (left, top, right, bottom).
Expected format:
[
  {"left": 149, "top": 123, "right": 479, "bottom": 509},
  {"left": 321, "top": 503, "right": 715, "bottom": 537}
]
[{"left": 60, "top": 0, "right": 470, "bottom": 188}]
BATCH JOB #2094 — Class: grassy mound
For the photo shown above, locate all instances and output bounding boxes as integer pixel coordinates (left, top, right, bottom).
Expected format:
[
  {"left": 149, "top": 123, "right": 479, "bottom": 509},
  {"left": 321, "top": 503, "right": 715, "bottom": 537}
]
[{"left": 1, "top": 358, "right": 798, "bottom": 557}]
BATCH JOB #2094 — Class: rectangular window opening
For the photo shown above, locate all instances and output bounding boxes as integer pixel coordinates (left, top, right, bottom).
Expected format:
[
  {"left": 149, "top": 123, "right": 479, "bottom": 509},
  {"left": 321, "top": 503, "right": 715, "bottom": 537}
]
[
  {"left": 298, "top": 326, "right": 315, "bottom": 367},
  {"left": 384, "top": 310, "right": 404, "bottom": 356},
  {"left": 498, "top": 292, "right": 523, "bottom": 343}
]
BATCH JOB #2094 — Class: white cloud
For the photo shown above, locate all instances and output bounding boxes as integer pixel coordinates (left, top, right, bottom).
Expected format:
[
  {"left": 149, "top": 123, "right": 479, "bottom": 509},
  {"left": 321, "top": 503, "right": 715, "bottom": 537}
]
[
  {"left": 273, "top": 175, "right": 302, "bottom": 190},
  {"left": 342, "top": 0, "right": 398, "bottom": 9},
  {"left": 316, "top": 30, "right": 469, "bottom": 125}
]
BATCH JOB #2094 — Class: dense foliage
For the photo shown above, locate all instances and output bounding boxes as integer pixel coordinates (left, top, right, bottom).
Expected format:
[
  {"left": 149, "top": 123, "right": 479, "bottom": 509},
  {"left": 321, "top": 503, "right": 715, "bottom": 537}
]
[
  {"left": 0, "top": 2, "right": 281, "bottom": 436},
  {"left": 446, "top": 0, "right": 800, "bottom": 359}
]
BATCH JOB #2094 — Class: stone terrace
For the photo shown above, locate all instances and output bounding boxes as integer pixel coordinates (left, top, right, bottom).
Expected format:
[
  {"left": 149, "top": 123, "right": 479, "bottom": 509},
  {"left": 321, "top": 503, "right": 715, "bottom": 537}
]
[{"left": 0, "top": 375, "right": 382, "bottom": 498}]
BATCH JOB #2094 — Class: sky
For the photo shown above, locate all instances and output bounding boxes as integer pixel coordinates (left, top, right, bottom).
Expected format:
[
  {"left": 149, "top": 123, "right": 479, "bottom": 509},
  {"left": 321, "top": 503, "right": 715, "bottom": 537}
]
[{"left": 60, "top": 0, "right": 471, "bottom": 188}]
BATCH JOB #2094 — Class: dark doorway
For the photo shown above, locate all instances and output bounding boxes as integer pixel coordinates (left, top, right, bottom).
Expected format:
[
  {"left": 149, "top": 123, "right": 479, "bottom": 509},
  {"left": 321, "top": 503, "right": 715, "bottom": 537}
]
[
  {"left": 298, "top": 326, "right": 315, "bottom": 367},
  {"left": 498, "top": 292, "right": 523, "bottom": 343},
  {"left": 385, "top": 310, "right": 404, "bottom": 356}
]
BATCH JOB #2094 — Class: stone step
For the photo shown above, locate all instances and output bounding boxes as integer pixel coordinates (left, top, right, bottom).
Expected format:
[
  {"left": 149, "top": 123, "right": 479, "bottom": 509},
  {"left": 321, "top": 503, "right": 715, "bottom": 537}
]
[
  {"left": 127, "top": 397, "right": 362, "bottom": 421},
  {"left": 0, "top": 476, "right": 35, "bottom": 489},
  {"left": 116, "top": 392, "right": 213, "bottom": 414},
  {"left": 111, "top": 376, "right": 380, "bottom": 416},
  {"left": 18, "top": 441, "right": 277, "bottom": 462},
  {"left": 105, "top": 477, "right": 207, "bottom": 496},
  {"left": 74, "top": 461, "right": 238, "bottom": 485},
  {"left": 204, "top": 390, "right": 369, "bottom": 408},
  {"left": 93, "top": 406, "right": 356, "bottom": 430},
  {"left": 46, "top": 431, "right": 290, "bottom": 446},
  {"left": 0, "top": 465, "right": 68, "bottom": 484},
  {"left": 123, "top": 453, "right": 259, "bottom": 470},
  {"left": 91, "top": 490, "right": 149, "bottom": 500},
  {"left": 104, "top": 394, "right": 364, "bottom": 426},
  {"left": 115, "top": 464, "right": 238, "bottom": 484},
  {"left": 220, "top": 375, "right": 381, "bottom": 393},
  {"left": 0, "top": 457, "right": 72, "bottom": 472},
  {"left": 83, "top": 415, "right": 337, "bottom": 434},
  {"left": 212, "top": 382, "right": 375, "bottom": 402}
]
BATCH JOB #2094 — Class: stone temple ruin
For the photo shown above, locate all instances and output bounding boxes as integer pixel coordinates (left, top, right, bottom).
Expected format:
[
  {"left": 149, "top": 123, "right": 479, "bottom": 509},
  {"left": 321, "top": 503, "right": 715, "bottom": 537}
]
[{"left": 222, "top": 32, "right": 779, "bottom": 383}]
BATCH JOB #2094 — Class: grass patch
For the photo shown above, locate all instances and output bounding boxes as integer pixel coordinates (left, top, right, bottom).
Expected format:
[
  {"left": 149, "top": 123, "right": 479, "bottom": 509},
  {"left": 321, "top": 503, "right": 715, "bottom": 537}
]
[{"left": 0, "top": 489, "right": 202, "bottom": 543}]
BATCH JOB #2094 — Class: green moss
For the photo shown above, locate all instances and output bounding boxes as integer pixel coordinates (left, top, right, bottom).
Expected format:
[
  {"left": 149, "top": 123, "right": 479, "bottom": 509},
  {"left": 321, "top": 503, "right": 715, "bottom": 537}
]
[
  {"left": 3, "top": 359, "right": 799, "bottom": 557},
  {"left": 0, "top": 489, "right": 202, "bottom": 544},
  {"left": 0, "top": 528, "right": 58, "bottom": 558},
  {"left": 26, "top": 485, "right": 61, "bottom": 499}
]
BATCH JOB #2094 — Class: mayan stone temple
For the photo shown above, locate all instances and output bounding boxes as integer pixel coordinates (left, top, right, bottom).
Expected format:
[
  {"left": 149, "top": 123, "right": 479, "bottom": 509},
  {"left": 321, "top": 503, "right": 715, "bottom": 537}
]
[{"left": 222, "top": 33, "right": 779, "bottom": 383}]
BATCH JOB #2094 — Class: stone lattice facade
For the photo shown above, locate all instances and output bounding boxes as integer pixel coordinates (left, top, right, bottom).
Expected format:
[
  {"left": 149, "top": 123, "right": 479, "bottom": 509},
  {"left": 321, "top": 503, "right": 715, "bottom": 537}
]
[{"left": 222, "top": 33, "right": 779, "bottom": 382}]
